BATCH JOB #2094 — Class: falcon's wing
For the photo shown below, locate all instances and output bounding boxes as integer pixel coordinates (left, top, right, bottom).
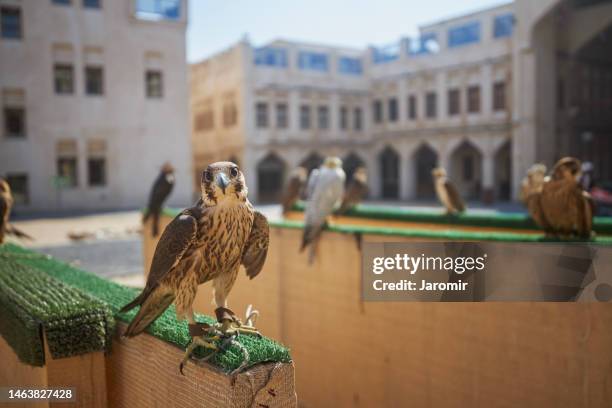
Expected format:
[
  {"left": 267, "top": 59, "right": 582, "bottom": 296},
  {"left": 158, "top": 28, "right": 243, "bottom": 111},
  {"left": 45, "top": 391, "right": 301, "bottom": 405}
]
[
  {"left": 242, "top": 211, "right": 270, "bottom": 279},
  {"left": 444, "top": 180, "right": 465, "bottom": 212},
  {"left": 145, "top": 207, "right": 201, "bottom": 289},
  {"left": 305, "top": 169, "right": 319, "bottom": 199},
  {"left": 338, "top": 180, "right": 368, "bottom": 214},
  {"left": 526, "top": 192, "right": 550, "bottom": 231},
  {"left": 282, "top": 175, "right": 304, "bottom": 214},
  {"left": 578, "top": 189, "right": 594, "bottom": 237}
]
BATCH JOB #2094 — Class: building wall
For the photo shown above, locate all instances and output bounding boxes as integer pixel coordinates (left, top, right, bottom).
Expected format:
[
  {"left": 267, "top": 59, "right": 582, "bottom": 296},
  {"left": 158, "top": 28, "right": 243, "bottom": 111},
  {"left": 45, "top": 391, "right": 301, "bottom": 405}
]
[{"left": 0, "top": 0, "right": 192, "bottom": 212}]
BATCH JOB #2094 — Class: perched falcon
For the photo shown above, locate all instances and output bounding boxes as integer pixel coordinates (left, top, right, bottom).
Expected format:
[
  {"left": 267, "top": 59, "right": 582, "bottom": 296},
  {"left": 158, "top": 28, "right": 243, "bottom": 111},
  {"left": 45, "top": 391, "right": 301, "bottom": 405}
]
[
  {"left": 121, "top": 162, "right": 269, "bottom": 370},
  {"left": 539, "top": 157, "right": 593, "bottom": 238},
  {"left": 0, "top": 178, "right": 33, "bottom": 244},
  {"left": 281, "top": 166, "right": 307, "bottom": 216},
  {"left": 301, "top": 157, "right": 345, "bottom": 264},
  {"left": 337, "top": 166, "right": 368, "bottom": 214},
  {"left": 519, "top": 164, "right": 547, "bottom": 204},
  {"left": 432, "top": 167, "right": 465, "bottom": 215},
  {"left": 143, "top": 162, "right": 175, "bottom": 237}
]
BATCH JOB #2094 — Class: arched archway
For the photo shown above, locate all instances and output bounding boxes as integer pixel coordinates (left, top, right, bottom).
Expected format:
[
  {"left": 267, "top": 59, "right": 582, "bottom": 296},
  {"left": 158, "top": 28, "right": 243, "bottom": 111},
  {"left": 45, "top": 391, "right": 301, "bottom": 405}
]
[
  {"left": 494, "top": 141, "right": 512, "bottom": 201},
  {"left": 379, "top": 146, "right": 400, "bottom": 199},
  {"left": 449, "top": 140, "right": 483, "bottom": 200},
  {"left": 300, "top": 152, "right": 324, "bottom": 175},
  {"left": 343, "top": 152, "right": 366, "bottom": 184},
  {"left": 413, "top": 144, "right": 438, "bottom": 200},
  {"left": 257, "top": 152, "right": 285, "bottom": 203}
]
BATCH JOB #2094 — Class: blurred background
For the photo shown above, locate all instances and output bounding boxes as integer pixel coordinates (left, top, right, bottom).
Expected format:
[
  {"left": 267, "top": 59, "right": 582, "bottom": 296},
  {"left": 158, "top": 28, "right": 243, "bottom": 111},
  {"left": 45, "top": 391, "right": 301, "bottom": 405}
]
[{"left": 1, "top": 0, "right": 611, "bottom": 301}]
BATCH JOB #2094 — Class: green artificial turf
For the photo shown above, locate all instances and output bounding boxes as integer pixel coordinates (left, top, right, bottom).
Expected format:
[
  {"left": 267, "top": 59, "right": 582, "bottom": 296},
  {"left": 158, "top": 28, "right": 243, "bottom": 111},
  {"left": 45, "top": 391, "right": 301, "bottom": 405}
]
[
  {"left": 0, "top": 244, "right": 291, "bottom": 372},
  {"left": 291, "top": 201, "right": 612, "bottom": 234}
]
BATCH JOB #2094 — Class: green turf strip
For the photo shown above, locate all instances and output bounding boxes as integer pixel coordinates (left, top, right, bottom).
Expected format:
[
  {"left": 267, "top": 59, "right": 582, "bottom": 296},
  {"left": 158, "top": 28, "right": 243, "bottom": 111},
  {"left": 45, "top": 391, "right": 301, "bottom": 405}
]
[
  {"left": 162, "top": 207, "right": 612, "bottom": 244},
  {"left": 291, "top": 201, "right": 612, "bottom": 234},
  {"left": 0, "top": 244, "right": 291, "bottom": 371}
]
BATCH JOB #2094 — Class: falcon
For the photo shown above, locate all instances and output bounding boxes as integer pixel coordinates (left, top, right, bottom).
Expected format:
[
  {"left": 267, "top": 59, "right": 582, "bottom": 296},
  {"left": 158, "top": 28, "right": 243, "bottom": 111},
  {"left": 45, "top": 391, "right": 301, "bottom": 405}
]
[
  {"left": 337, "top": 166, "right": 368, "bottom": 214},
  {"left": 432, "top": 167, "right": 465, "bottom": 215},
  {"left": 281, "top": 166, "right": 307, "bottom": 216},
  {"left": 519, "top": 163, "right": 547, "bottom": 204},
  {"left": 143, "top": 162, "right": 175, "bottom": 237},
  {"left": 0, "top": 178, "right": 33, "bottom": 244},
  {"left": 301, "top": 157, "right": 345, "bottom": 264},
  {"left": 539, "top": 157, "right": 593, "bottom": 238},
  {"left": 121, "top": 162, "right": 269, "bottom": 372}
]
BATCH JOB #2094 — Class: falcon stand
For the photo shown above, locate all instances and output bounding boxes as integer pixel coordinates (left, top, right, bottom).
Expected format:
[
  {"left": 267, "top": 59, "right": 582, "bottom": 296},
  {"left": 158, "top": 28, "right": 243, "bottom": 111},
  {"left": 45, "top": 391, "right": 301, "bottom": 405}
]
[{"left": 181, "top": 305, "right": 262, "bottom": 375}]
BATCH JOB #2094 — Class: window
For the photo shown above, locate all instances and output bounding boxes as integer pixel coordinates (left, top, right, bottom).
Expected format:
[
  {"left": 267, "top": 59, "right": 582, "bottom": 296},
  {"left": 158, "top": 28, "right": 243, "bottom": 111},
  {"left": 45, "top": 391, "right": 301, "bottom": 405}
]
[
  {"left": 493, "top": 14, "right": 514, "bottom": 38},
  {"left": 338, "top": 57, "right": 362, "bottom": 75},
  {"left": 52, "top": 0, "right": 71, "bottom": 5},
  {"left": 298, "top": 52, "right": 328, "bottom": 72},
  {"left": 1, "top": 7, "right": 22, "bottom": 39},
  {"left": 425, "top": 92, "right": 437, "bottom": 118},
  {"left": 300, "top": 105, "right": 311, "bottom": 129},
  {"left": 448, "top": 21, "right": 481, "bottom": 48},
  {"left": 353, "top": 107, "right": 362, "bottom": 131},
  {"left": 254, "top": 47, "right": 288, "bottom": 68},
  {"left": 463, "top": 156, "right": 474, "bottom": 181},
  {"left": 145, "top": 70, "right": 163, "bottom": 98},
  {"left": 3, "top": 107, "right": 25, "bottom": 138},
  {"left": 194, "top": 110, "right": 213, "bottom": 131},
  {"left": 448, "top": 89, "right": 460, "bottom": 115},
  {"left": 373, "top": 100, "right": 383, "bottom": 123},
  {"left": 223, "top": 103, "right": 237, "bottom": 127},
  {"left": 340, "top": 106, "right": 348, "bottom": 130},
  {"left": 6, "top": 174, "right": 28, "bottom": 204},
  {"left": 57, "top": 157, "right": 78, "bottom": 187},
  {"left": 255, "top": 102, "right": 268, "bottom": 128},
  {"left": 317, "top": 105, "right": 329, "bottom": 130},
  {"left": 408, "top": 95, "right": 417, "bottom": 119},
  {"left": 85, "top": 66, "right": 104, "bottom": 95},
  {"left": 467, "top": 85, "right": 480, "bottom": 113},
  {"left": 493, "top": 81, "right": 506, "bottom": 111},
  {"left": 83, "top": 0, "right": 101, "bottom": 8},
  {"left": 276, "top": 103, "right": 288, "bottom": 129},
  {"left": 136, "top": 0, "right": 180, "bottom": 21},
  {"left": 54, "top": 64, "right": 74, "bottom": 94},
  {"left": 372, "top": 43, "right": 400, "bottom": 64},
  {"left": 88, "top": 157, "right": 106, "bottom": 186},
  {"left": 388, "top": 98, "right": 398, "bottom": 122}
]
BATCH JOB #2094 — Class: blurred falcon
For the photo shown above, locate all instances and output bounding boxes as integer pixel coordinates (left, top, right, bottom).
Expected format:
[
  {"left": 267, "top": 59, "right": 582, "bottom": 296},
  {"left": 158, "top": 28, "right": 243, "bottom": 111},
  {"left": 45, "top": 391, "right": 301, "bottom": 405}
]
[
  {"left": 432, "top": 167, "right": 465, "bottom": 215},
  {"left": 539, "top": 157, "right": 593, "bottom": 238},
  {"left": 0, "top": 178, "right": 33, "bottom": 244},
  {"left": 143, "top": 162, "right": 175, "bottom": 237},
  {"left": 337, "top": 166, "right": 368, "bottom": 214},
  {"left": 519, "top": 164, "right": 549, "bottom": 230},
  {"left": 281, "top": 166, "right": 307, "bottom": 216},
  {"left": 301, "top": 157, "right": 345, "bottom": 264},
  {"left": 121, "top": 162, "right": 269, "bottom": 369}
]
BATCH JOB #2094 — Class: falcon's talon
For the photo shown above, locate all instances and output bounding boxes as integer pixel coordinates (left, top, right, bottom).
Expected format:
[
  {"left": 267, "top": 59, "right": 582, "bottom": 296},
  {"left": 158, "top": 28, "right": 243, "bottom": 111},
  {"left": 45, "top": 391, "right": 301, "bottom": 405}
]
[{"left": 179, "top": 335, "right": 220, "bottom": 374}]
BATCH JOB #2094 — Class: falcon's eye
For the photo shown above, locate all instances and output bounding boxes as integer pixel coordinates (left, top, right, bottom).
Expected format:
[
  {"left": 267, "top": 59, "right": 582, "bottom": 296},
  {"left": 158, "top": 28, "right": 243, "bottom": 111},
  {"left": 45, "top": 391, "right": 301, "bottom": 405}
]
[
  {"left": 203, "top": 170, "right": 212, "bottom": 182},
  {"left": 230, "top": 167, "right": 239, "bottom": 178}
]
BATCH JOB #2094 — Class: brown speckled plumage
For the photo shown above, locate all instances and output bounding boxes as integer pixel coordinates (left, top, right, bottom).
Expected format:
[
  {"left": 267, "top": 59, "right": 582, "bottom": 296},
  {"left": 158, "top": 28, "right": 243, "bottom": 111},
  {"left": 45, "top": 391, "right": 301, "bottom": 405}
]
[{"left": 122, "top": 162, "right": 269, "bottom": 337}]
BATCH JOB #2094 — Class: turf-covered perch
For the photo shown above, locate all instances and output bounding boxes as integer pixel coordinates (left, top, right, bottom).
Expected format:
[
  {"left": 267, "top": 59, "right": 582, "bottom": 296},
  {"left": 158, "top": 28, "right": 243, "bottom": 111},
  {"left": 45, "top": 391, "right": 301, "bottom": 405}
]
[
  {"left": 288, "top": 201, "right": 612, "bottom": 235},
  {"left": 0, "top": 244, "right": 291, "bottom": 372}
]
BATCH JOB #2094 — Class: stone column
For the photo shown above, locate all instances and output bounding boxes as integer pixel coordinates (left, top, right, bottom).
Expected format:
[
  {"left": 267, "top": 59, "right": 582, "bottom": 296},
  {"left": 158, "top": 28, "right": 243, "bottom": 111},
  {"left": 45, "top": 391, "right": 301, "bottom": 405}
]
[{"left": 481, "top": 150, "right": 495, "bottom": 204}]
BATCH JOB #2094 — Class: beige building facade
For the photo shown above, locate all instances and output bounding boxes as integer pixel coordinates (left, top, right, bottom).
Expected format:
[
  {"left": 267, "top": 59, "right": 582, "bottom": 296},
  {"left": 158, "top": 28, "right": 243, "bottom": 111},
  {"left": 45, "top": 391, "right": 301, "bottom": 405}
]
[
  {"left": 191, "top": 0, "right": 612, "bottom": 203},
  {"left": 0, "top": 0, "right": 193, "bottom": 212}
]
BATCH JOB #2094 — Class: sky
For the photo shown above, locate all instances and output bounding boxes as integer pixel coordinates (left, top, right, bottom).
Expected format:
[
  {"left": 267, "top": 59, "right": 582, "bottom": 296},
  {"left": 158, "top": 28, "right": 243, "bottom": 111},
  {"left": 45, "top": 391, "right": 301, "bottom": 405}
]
[{"left": 187, "top": 0, "right": 511, "bottom": 63}]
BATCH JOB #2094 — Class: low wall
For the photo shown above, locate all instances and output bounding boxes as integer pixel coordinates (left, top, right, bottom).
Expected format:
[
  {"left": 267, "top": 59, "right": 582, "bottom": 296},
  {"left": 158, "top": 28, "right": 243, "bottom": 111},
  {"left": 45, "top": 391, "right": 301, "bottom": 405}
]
[
  {"left": 0, "top": 244, "right": 296, "bottom": 408},
  {"left": 144, "top": 211, "right": 612, "bottom": 407}
]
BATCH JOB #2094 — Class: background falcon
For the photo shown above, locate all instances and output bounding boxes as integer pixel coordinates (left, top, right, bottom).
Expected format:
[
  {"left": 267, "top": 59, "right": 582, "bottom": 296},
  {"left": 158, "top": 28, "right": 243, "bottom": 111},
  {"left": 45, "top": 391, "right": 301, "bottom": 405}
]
[
  {"left": 0, "top": 178, "right": 32, "bottom": 244},
  {"left": 143, "top": 162, "right": 175, "bottom": 237},
  {"left": 337, "top": 166, "right": 368, "bottom": 214},
  {"left": 538, "top": 157, "right": 593, "bottom": 238},
  {"left": 432, "top": 167, "right": 465, "bottom": 215},
  {"left": 519, "top": 164, "right": 549, "bottom": 230},
  {"left": 281, "top": 166, "right": 307, "bottom": 216},
  {"left": 301, "top": 157, "right": 345, "bottom": 264},
  {"left": 122, "top": 162, "right": 269, "bottom": 343}
]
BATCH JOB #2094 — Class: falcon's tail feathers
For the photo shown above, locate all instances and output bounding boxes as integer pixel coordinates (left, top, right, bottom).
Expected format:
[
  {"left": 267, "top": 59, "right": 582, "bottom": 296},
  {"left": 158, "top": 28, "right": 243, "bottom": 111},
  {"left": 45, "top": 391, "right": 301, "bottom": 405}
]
[
  {"left": 122, "top": 288, "right": 175, "bottom": 338},
  {"left": 8, "top": 225, "right": 34, "bottom": 240}
]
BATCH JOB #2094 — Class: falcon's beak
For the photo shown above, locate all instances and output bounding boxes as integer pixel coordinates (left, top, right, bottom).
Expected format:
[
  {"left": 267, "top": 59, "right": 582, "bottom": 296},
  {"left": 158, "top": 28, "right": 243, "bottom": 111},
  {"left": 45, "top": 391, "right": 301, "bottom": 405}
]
[{"left": 216, "top": 172, "right": 230, "bottom": 194}]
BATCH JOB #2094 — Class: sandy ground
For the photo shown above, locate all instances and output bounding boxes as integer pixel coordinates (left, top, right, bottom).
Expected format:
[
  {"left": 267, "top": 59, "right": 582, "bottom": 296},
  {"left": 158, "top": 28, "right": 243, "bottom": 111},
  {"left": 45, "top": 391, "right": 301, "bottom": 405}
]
[{"left": 7, "top": 201, "right": 522, "bottom": 288}]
